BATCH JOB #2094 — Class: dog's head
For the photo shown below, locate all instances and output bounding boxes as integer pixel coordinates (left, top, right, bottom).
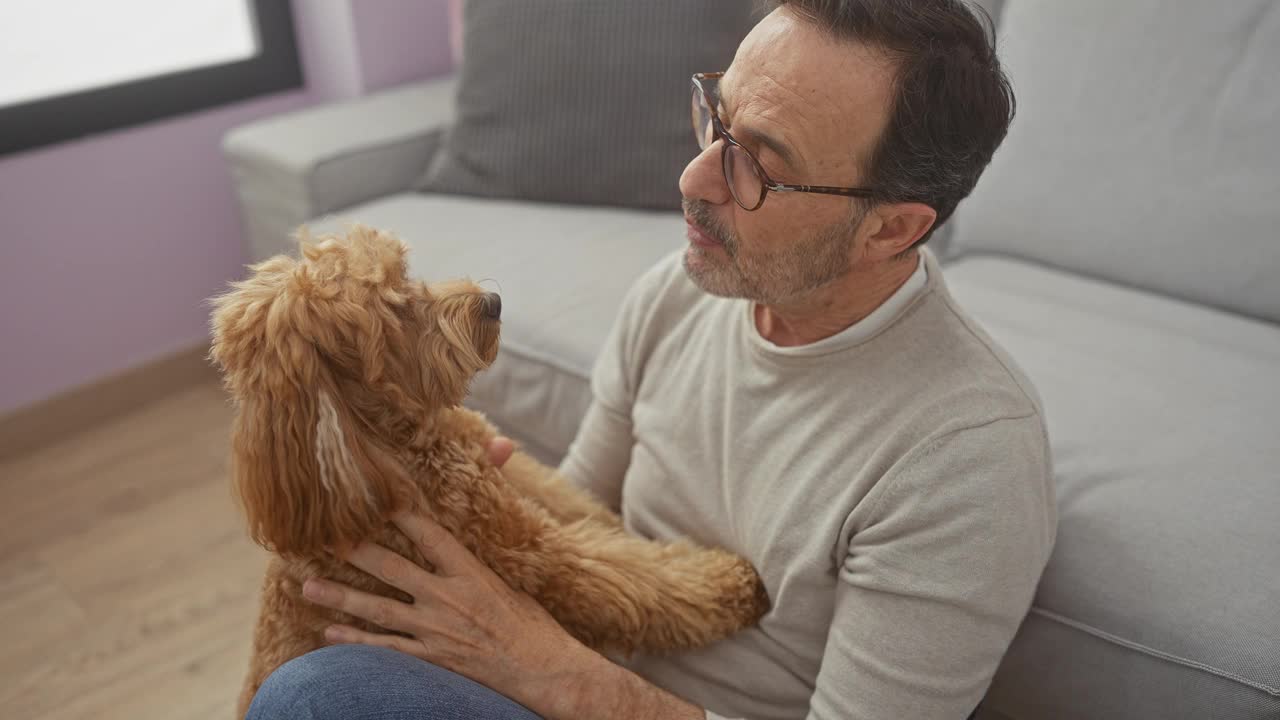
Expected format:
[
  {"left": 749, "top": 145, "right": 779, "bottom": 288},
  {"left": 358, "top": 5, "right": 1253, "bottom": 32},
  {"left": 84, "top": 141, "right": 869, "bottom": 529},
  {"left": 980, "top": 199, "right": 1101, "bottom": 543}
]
[{"left": 209, "top": 225, "right": 501, "bottom": 556}]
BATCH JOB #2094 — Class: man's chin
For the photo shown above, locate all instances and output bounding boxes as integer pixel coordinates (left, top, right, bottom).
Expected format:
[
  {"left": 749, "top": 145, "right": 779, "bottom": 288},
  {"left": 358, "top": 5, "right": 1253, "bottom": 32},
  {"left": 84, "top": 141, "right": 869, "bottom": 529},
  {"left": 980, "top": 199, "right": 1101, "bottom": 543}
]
[{"left": 683, "top": 246, "right": 742, "bottom": 298}]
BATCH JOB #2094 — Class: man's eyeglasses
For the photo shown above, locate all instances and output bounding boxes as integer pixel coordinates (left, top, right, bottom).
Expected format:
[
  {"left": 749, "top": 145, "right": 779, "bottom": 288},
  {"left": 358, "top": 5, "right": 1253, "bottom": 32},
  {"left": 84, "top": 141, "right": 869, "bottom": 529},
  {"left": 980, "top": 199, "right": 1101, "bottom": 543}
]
[{"left": 691, "top": 72, "right": 876, "bottom": 211}]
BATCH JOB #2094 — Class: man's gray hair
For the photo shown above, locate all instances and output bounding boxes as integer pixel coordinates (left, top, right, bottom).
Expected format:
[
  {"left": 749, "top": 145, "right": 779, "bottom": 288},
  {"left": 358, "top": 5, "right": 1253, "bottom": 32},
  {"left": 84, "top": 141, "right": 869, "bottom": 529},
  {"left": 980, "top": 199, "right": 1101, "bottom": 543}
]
[{"left": 774, "top": 0, "right": 1014, "bottom": 246}]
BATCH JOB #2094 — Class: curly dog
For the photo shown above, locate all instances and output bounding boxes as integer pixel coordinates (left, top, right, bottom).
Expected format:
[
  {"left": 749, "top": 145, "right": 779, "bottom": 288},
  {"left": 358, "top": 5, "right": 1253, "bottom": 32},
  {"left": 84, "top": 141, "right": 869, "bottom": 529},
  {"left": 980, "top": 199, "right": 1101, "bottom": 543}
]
[{"left": 209, "top": 226, "right": 770, "bottom": 717}]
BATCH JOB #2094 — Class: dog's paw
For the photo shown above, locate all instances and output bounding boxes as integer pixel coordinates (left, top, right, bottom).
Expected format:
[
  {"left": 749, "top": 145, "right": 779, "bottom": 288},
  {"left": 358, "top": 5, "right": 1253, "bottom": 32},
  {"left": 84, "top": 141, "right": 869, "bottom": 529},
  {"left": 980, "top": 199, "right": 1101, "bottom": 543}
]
[
  {"left": 747, "top": 567, "right": 772, "bottom": 622},
  {"left": 723, "top": 556, "right": 771, "bottom": 626}
]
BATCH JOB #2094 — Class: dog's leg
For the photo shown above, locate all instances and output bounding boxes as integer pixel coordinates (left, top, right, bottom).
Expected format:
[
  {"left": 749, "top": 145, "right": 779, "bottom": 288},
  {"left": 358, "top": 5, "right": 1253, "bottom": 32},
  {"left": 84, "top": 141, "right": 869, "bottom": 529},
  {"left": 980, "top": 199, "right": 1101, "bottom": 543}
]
[
  {"left": 543, "top": 522, "right": 770, "bottom": 655},
  {"left": 470, "top": 506, "right": 769, "bottom": 656},
  {"left": 236, "top": 572, "right": 279, "bottom": 718},
  {"left": 236, "top": 559, "right": 330, "bottom": 718},
  {"left": 498, "top": 450, "right": 622, "bottom": 527},
  {"left": 420, "top": 452, "right": 767, "bottom": 656}
]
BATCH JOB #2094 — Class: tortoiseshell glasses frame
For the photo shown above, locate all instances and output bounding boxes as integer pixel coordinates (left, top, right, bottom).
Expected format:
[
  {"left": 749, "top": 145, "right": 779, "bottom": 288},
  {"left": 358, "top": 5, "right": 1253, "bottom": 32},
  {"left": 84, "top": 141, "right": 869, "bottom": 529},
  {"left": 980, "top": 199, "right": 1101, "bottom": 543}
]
[{"left": 692, "top": 72, "right": 877, "bottom": 211}]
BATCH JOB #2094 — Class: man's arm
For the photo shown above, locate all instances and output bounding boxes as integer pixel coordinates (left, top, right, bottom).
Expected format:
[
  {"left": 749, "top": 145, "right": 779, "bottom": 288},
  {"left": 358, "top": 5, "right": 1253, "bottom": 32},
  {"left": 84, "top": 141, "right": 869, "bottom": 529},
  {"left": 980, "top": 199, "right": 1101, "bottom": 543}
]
[
  {"left": 800, "top": 416, "right": 1056, "bottom": 720},
  {"left": 531, "top": 642, "right": 707, "bottom": 720},
  {"left": 557, "top": 398, "right": 633, "bottom": 511},
  {"left": 305, "top": 507, "right": 716, "bottom": 720},
  {"left": 557, "top": 254, "right": 685, "bottom": 507}
]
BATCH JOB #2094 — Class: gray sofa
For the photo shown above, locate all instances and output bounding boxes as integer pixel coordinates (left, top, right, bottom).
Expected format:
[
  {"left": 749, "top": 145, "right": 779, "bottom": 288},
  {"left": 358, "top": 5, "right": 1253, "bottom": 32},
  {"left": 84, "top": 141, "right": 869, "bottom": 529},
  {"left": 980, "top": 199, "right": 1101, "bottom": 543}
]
[{"left": 222, "top": 2, "right": 1279, "bottom": 718}]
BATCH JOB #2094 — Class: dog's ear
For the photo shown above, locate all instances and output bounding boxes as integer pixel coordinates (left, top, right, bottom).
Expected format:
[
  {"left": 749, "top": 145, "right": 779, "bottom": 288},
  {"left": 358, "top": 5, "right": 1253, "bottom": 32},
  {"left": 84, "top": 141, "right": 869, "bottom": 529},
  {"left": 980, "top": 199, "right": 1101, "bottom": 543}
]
[
  {"left": 228, "top": 375, "right": 407, "bottom": 557},
  {"left": 210, "top": 252, "right": 408, "bottom": 557}
]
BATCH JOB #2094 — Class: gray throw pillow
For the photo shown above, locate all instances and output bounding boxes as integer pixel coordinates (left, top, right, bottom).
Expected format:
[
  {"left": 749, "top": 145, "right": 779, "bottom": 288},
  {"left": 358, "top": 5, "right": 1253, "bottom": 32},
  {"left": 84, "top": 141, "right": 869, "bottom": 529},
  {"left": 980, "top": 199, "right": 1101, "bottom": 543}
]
[{"left": 417, "top": 0, "right": 758, "bottom": 210}]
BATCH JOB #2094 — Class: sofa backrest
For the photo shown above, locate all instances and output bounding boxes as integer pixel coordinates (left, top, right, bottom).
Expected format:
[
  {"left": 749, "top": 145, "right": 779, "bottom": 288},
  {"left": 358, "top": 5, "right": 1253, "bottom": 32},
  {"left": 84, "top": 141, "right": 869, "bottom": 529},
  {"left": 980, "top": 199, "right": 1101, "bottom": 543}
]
[{"left": 950, "top": 1, "right": 1280, "bottom": 323}]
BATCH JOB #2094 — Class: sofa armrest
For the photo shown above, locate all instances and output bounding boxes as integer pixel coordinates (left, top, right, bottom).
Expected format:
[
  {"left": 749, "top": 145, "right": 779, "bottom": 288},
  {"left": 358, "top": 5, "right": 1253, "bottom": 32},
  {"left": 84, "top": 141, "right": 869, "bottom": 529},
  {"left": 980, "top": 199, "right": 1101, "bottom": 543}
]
[{"left": 223, "top": 74, "right": 457, "bottom": 262}]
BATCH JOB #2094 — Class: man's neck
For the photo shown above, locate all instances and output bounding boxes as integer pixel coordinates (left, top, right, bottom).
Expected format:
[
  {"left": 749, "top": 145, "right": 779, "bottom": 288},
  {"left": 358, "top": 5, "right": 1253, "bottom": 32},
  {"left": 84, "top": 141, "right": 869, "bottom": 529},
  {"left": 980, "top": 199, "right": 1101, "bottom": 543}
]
[{"left": 754, "top": 250, "right": 920, "bottom": 347}]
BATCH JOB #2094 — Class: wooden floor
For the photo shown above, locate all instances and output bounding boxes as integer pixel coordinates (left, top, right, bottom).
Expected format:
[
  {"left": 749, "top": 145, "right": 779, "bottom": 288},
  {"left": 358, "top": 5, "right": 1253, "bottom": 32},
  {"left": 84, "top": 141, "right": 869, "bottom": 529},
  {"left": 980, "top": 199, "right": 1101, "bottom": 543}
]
[{"left": 0, "top": 376, "right": 265, "bottom": 719}]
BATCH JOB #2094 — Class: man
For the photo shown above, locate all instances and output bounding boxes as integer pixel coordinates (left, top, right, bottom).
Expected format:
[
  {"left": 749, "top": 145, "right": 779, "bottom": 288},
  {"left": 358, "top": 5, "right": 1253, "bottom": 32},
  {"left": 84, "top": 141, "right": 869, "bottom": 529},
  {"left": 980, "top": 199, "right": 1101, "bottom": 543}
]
[{"left": 250, "top": 1, "right": 1056, "bottom": 718}]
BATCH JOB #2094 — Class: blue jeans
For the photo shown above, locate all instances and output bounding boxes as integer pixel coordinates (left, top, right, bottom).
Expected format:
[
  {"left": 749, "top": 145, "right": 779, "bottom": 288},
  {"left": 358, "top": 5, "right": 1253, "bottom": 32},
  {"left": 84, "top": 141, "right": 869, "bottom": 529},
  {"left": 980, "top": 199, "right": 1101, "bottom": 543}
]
[
  {"left": 250, "top": 644, "right": 983, "bottom": 719},
  {"left": 246, "top": 644, "right": 543, "bottom": 719}
]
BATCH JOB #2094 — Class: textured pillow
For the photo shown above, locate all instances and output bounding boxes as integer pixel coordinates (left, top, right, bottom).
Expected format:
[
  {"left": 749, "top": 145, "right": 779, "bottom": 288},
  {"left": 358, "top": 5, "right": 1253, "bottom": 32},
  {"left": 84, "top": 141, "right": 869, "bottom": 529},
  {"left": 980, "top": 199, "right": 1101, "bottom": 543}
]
[{"left": 417, "top": 0, "right": 758, "bottom": 210}]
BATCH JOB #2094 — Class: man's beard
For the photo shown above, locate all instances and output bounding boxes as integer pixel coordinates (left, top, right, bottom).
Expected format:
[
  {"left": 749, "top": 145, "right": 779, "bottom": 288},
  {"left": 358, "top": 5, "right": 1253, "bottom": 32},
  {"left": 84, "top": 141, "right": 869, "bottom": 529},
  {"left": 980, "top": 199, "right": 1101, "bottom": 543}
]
[{"left": 682, "top": 198, "right": 864, "bottom": 306}]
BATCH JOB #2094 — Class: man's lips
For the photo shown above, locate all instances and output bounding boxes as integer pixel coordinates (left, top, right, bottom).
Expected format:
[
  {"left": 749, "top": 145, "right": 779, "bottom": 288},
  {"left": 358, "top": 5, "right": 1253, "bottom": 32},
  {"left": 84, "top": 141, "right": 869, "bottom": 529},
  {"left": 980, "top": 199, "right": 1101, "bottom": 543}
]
[{"left": 685, "top": 219, "right": 722, "bottom": 248}]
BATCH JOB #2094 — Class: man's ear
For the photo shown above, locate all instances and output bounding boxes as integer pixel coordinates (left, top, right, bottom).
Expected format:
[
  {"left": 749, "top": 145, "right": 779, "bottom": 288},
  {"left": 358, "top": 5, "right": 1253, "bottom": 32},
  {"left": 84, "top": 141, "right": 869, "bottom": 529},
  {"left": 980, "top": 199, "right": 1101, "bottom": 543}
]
[{"left": 864, "top": 201, "right": 937, "bottom": 260}]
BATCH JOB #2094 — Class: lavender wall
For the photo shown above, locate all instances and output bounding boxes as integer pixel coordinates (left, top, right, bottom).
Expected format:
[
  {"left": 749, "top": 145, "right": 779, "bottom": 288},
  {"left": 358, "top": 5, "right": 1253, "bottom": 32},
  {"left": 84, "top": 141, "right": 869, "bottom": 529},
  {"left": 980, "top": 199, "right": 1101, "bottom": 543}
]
[
  {"left": 292, "top": 0, "right": 362, "bottom": 101},
  {"left": 0, "top": 0, "right": 453, "bottom": 416},
  {"left": 0, "top": 92, "right": 309, "bottom": 416},
  {"left": 351, "top": 0, "right": 454, "bottom": 94}
]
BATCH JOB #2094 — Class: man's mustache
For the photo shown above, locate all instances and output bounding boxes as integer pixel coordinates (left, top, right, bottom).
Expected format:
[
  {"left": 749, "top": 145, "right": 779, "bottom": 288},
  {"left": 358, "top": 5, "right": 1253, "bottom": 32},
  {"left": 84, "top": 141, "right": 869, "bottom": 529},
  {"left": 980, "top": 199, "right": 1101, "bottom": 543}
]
[{"left": 682, "top": 199, "right": 737, "bottom": 255}]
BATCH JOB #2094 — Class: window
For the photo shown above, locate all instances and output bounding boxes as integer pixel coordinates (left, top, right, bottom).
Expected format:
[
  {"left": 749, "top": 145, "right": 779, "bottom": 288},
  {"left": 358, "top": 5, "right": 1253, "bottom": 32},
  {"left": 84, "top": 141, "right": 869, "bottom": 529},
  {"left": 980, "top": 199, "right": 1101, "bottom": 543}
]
[{"left": 0, "top": 0, "right": 302, "bottom": 156}]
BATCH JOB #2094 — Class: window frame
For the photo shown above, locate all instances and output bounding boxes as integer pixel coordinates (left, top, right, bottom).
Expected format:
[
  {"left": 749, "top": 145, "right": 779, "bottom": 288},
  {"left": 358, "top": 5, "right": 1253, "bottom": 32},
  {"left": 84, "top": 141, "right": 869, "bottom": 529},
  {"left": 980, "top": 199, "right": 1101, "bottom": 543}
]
[{"left": 0, "top": 0, "right": 302, "bottom": 157}]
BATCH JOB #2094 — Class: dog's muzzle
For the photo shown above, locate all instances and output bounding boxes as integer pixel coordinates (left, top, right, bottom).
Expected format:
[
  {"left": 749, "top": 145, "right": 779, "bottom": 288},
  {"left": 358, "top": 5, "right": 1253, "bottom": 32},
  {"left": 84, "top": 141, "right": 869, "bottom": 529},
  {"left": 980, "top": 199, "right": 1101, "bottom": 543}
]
[{"left": 483, "top": 292, "right": 502, "bottom": 320}]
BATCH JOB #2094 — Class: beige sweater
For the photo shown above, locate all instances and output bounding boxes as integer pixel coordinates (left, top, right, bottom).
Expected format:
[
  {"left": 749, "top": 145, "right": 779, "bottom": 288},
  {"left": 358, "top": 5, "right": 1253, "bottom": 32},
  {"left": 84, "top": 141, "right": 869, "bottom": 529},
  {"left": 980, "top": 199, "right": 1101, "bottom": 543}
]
[{"left": 559, "top": 248, "right": 1057, "bottom": 720}]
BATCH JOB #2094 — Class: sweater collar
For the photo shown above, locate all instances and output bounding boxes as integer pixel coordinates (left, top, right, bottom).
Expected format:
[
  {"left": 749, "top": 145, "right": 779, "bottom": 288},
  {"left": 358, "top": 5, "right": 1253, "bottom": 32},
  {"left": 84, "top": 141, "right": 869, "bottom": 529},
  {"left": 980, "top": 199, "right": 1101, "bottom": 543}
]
[{"left": 743, "top": 248, "right": 935, "bottom": 358}]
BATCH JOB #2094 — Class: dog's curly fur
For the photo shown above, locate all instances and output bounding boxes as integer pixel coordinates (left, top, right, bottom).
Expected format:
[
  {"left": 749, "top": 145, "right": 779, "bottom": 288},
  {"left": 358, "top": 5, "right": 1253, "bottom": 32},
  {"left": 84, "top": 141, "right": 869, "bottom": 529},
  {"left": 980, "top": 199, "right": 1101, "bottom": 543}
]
[{"left": 209, "top": 226, "right": 770, "bottom": 718}]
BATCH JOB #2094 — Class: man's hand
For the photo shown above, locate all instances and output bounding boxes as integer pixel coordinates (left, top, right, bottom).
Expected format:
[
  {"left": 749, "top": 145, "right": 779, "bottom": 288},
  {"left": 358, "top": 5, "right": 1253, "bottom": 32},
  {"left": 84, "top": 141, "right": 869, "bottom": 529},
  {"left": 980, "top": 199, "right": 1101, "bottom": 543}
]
[
  {"left": 487, "top": 434, "right": 516, "bottom": 468},
  {"left": 300, "top": 436, "right": 703, "bottom": 720}
]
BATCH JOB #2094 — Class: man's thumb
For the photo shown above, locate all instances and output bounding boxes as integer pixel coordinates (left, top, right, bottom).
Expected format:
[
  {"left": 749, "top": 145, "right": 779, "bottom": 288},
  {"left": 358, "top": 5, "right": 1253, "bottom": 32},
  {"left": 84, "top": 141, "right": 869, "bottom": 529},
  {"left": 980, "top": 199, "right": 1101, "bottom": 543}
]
[{"left": 488, "top": 436, "right": 516, "bottom": 468}]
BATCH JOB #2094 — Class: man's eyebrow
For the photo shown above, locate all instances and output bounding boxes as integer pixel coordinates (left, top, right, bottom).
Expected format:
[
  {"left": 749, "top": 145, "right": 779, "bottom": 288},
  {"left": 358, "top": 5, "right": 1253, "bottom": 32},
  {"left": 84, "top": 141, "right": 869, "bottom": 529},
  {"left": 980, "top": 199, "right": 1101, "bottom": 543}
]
[{"left": 717, "top": 88, "right": 800, "bottom": 170}]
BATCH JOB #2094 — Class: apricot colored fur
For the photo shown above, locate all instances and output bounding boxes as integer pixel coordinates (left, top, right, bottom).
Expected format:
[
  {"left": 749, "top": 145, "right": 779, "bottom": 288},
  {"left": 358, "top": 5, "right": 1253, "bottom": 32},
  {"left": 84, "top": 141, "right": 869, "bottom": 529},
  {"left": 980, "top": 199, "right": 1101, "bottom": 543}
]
[{"left": 209, "top": 226, "right": 769, "bottom": 718}]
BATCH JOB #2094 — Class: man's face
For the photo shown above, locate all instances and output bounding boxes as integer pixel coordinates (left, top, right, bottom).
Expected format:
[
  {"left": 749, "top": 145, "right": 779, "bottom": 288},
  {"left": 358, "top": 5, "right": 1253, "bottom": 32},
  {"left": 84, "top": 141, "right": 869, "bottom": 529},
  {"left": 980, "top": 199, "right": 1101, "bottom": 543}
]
[{"left": 680, "top": 7, "right": 897, "bottom": 305}]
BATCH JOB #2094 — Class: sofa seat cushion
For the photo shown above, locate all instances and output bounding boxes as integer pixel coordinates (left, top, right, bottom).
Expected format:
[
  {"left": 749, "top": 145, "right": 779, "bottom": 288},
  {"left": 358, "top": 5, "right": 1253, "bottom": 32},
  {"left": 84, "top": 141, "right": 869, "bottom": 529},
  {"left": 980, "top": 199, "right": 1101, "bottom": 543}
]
[
  {"left": 312, "top": 193, "right": 683, "bottom": 461},
  {"left": 947, "top": 255, "right": 1280, "bottom": 719}
]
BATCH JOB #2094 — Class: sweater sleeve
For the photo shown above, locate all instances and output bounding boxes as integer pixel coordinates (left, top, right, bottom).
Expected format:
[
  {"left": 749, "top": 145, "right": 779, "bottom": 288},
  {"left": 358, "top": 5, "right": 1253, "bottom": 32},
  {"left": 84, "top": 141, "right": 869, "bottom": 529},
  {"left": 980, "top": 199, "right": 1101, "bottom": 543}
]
[
  {"left": 801, "top": 415, "right": 1056, "bottom": 720},
  {"left": 557, "top": 397, "right": 633, "bottom": 513},
  {"left": 557, "top": 252, "right": 684, "bottom": 510}
]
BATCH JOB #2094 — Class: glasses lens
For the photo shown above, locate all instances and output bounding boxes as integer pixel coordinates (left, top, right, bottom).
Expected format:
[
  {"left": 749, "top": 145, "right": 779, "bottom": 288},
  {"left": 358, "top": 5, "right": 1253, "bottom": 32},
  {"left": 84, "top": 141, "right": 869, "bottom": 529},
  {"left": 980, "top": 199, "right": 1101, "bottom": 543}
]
[
  {"left": 723, "top": 143, "right": 764, "bottom": 210},
  {"left": 692, "top": 86, "right": 714, "bottom": 150}
]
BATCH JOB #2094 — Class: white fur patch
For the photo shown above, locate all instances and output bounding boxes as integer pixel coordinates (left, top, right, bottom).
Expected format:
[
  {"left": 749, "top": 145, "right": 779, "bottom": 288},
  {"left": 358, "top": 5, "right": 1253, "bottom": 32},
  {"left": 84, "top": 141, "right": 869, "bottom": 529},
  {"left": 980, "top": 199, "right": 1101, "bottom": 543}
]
[{"left": 314, "top": 390, "right": 372, "bottom": 504}]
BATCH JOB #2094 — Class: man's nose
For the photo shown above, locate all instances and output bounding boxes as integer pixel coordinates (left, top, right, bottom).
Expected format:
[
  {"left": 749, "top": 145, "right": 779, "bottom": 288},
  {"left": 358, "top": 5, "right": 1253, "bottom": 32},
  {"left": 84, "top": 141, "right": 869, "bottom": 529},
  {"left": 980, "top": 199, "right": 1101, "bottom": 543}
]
[
  {"left": 679, "top": 144, "right": 732, "bottom": 206},
  {"left": 482, "top": 292, "right": 502, "bottom": 320}
]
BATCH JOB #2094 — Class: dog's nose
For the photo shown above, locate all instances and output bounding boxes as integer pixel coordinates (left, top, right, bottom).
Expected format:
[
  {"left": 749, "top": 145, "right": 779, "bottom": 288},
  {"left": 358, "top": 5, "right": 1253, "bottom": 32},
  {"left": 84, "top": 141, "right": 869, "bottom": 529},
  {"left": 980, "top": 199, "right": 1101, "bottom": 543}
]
[{"left": 482, "top": 292, "right": 502, "bottom": 320}]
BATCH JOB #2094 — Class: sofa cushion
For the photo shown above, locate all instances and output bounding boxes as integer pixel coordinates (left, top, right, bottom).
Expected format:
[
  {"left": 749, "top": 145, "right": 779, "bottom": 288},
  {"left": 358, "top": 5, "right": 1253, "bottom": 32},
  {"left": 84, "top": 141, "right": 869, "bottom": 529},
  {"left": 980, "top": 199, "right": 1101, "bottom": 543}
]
[
  {"left": 310, "top": 193, "right": 683, "bottom": 461},
  {"left": 951, "top": 1, "right": 1280, "bottom": 322},
  {"left": 416, "top": 0, "right": 755, "bottom": 210},
  {"left": 946, "top": 255, "right": 1280, "bottom": 719}
]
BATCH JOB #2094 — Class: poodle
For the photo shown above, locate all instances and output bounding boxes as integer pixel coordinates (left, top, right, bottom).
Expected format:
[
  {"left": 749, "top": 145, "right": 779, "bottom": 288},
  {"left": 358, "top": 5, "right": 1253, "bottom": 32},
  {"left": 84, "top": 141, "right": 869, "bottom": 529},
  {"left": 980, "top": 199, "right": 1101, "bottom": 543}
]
[{"left": 208, "top": 226, "right": 770, "bottom": 717}]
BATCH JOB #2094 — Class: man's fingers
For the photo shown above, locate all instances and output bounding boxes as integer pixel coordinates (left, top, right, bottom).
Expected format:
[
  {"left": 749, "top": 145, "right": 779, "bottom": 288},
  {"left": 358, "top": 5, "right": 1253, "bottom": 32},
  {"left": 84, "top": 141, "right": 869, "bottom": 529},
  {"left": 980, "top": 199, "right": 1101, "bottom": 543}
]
[
  {"left": 324, "top": 623, "right": 426, "bottom": 660},
  {"left": 488, "top": 436, "right": 515, "bottom": 468},
  {"left": 342, "top": 542, "right": 432, "bottom": 597},
  {"left": 302, "top": 578, "right": 415, "bottom": 634},
  {"left": 391, "top": 512, "right": 481, "bottom": 577}
]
